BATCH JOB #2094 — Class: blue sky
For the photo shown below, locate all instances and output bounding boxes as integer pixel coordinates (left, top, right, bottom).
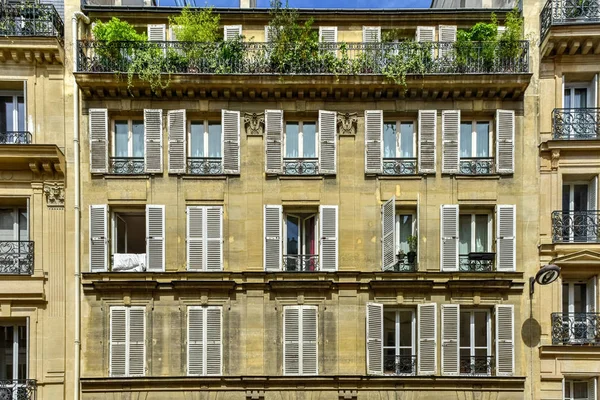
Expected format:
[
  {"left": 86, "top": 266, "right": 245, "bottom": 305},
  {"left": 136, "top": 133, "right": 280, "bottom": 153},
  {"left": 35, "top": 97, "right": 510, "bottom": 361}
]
[{"left": 158, "top": 0, "right": 432, "bottom": 8}]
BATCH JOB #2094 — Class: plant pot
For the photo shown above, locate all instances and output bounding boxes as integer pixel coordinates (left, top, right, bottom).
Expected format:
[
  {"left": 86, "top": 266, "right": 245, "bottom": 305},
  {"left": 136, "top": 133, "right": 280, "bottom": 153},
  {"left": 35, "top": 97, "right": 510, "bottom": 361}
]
[{"left": 407, "top": 251, "right": 416, "bottom": 263}]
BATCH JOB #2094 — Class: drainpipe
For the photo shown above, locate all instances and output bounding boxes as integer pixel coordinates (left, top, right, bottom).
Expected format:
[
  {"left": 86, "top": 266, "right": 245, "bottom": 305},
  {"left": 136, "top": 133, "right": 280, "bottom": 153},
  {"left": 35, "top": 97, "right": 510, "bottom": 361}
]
[{"left": 72, "top": 11, "right": 90, "bottom": 400}]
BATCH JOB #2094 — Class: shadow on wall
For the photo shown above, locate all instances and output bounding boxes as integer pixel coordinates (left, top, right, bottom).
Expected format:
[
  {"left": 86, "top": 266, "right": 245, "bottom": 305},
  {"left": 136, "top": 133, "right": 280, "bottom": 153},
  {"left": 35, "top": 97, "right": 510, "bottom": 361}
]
[{"left": 521, "top": 317, "right": 541, "bottom": 348}]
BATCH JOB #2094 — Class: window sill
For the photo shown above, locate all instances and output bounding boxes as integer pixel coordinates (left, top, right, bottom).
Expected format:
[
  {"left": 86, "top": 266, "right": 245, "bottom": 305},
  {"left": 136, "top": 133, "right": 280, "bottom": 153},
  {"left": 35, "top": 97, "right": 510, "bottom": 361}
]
[
  {"left": 454, "top": 174, "right": 502, "bottom": 180},
  {"left": 376, "top": 174, "right": 423, "bottom": 180},
  {"left": 101, "top": 174, "right": 152, "bottom": 179},
  {"left": 276, "top": 175, "right": 326, "bottom": 180},
  {"left": 181, "top": 174, "right": 229, "bottom": 180}
]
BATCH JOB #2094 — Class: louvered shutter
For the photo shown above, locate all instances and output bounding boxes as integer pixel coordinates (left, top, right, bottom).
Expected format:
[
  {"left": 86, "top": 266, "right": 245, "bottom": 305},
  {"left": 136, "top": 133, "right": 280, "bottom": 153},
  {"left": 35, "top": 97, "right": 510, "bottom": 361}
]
[
  {"left": 224, "top": 25, "right": 242, "bottom": 41},
  {"left": 495, "top": 304, "right": 514, "bottom": 376},
  {"left": 366, "top": 302, "right": 383, "bottom": 375},
  {"left": 187, "top": 206, "right": 203, "bottom": 271},
  {"left": 365, "top": 110, "right": 383, "bottom": 174},
  {"left": 440, "top": 205, "right": 459, "bottom": 271},
  {"left": 438, "top": 25, "right": 457, "bottom": 58},
  {"left": 496, "top": 205, "right": 516, "bottom": 272},
  {"left": 416, "top": 26, "right": 435, "bottom": 42},
  {"left": 319, "top": 27, "right": 337, "bottom": 43},
  {"left": 264, "top": 25, "right": 272, "bottom": 42},
  {"left": 319, "top": 205, "right": 338, "bottom": 271},
  {"left": 284, "top": 306, "right": 300, "bottom": 375},
  {"left": 589, "top": 176, "right": 598, "bottom": 211},
  {"left": 496, "top": 109, "right": 515, "bottom": 174},
  {"left": 168, "top": 109, "right": 186, "bottom": 174},
  {"left": 319, "top": 110, "right": 337, "bottom": 174},
  {"left": 187, "top": 306, "right": 204, "bottom": 375},
  {"left": 589, "top": 378, "right": 597, "bottom": 400},
  {"left": 205, "top": 206, "right": 223, "bottom": 271},
  {"left": 418, "top": 303, "right": 437, "bottom": 375},
  {"left": 362, "top": 26, "right": 381, "bottom": 42},
  {"left": 109, "top": 307, "right": 127, "bottom": 377},
  {"left": 416, "top": 193, "right": 421, "bottom": 263},
  {"left": 301, "top": 306, "right": 318, "bottom": 375},
  {"left": 206, "top": 306, "right": 222, "bottom": 375},
  {"left": 265, "top": 110, "right": 283, "bottom": 174},
  {"left": 144, "top": 109, "right": 163, "bottom": 173},
  {"left": 441, "top": 304, "right": 459, "bottom": 376},
  {"left": 264, "top": 205, "right": 282, "bottom": 271},
  {"left": 587, "top": 276, "right": 597, "bottom": 313},
  {"left": 146, "top": 205, "right": 165, "bottom": 271},
  {"left": 593, "top": 74, "right": 598, "bottom": 108},
  {"left": 89, "top": 108, "right": 108, "bottom": 173},
  {"left": 442, "top": 110, "right": 460, "bottom": 174},
  {"left": 222, "top": 110, "right": 240, "bottom": 174},
  {"left": 381, "top": 197, "right": 396, "bottom": 271},
  {"left": 89, "top": 205, "right": 108, "bottom": 272},
  {"left": 147, "top": 24, "right": 166, "bottom": 41},
  {"left": 418, "top": 110, "right": 437, "bottom": 174},
  {"left": 128, "top": 307, "right": 145, "bottom": 376}
]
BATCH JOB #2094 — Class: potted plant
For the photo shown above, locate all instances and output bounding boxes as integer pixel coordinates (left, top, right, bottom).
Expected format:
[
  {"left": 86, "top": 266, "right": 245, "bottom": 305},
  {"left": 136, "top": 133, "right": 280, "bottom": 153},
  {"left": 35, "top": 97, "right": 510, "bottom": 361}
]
[{"left": 406, "top": 235, "right": 418, "bottom": 263}]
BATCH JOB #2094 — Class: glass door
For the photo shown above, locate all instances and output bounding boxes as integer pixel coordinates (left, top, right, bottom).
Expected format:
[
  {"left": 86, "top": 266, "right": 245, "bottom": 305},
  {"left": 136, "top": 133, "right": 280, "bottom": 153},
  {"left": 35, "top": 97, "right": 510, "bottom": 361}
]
[
  {"left": 0, "top": 94, "right": 25, "bottom": 143},
  {"left": 0, "top": 324, "right": 27, "bottom": 400},
  {"left": 562, "top": 183, "right": 589, "bottom": 241},
  {"left": 383, "top": 309, "right": 415, "bottom": 375}
]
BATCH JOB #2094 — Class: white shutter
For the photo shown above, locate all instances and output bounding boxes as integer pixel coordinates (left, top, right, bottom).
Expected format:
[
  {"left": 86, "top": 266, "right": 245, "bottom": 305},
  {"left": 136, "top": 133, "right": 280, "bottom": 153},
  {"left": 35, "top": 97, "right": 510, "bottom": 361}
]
[
  {"left": 187, "top": 206, "right": 203, "bottom": 271},
  {"left": 495, "top": 304, "right": 514, "bottom": 376},
  {"left": 587, "top": 276, "right": 597, "bottom": 313},
  {"left": 589, "top": 176, "right": 598, "bottom": 211},
  {"left": 224, "top": 25, "right": 242, "bottom": 41},
  {"left": 418, "top": 110, "right": 437, "bottom": 174},
  {"left": 418, "top": 303, "right": 437, "bottom": 375},
  {"left": 89, "top": 205, "right": 108, "bottom": 272},
  {"left": 169, "top": 25, "right": 179, "bottom": 41},
  {"left": 366, "top": 302, "right": 383, "bottom": 375},
  {"left": 440, "top": 205, "right": 459, "bottom": 271},
  {"left": 562, "top": 75, "right": 566, "bottom": 108},
  {"left": 589, "top": 378, "right": 597, "bottom": 400},
  {"left": 416, "top": 26, "right": 435, "bottom": 42},
  {"left": 144, "top": 109, "right": 163, "bottom": 173},
  {"left": 109, "top": 307, "right": 127, "bottom": 377},
  {"left": 147, "top": 24, "right": 166, "bottom": 41},
  {"left": 496, "top": 109, "right": 515, "bottom": 174},
  {"left": 264, "top": 25, "right": 271, "bottom": 42},
  {"left": 283, "top": 306, "right": 301, "bottom": 375},
  {"left": 318, "top": 110, "right": 337, "bottom": 174},
  {"left": 319, "top": 27, "right": 337, "bottom": 43},
  {"left": 89, "top": 108, "right": 108, "bottom": 174},
  {"left": 265, "top": 109, "right": 283, "bottom": 174},
  {"left": 128, "top": 307, "right": 146, "bottom": 376},
  {"left": 442, "top": 110, "right": 460, "bottom": 174},
  {"left": 205, "top": 206, "right": 223, "bottom": 271},
  {"left": 362, "top": 26, "right": 381, "bottom": 42},
  {"left": 381, "top": 196, "right": 396, "bottom": 271},
  {"left": 205, "top": 306, "right": 222, "bottom": 375},
  {"left": 496, "top": 205, "right": 516, "bottom": 272},
  {"left": 438, "top": 25, "right": 457, "bottom": 59},
  {"left": 187, "top": 306, "right": 204, "bottom": 375},
  {"left": 167, "top": 109, "right": 186, "bottom": 174},
  {"left": 416, "top": 193, "right": 421, "bottom": 264},
  {"left": 146, "top": 205, "right": 165, "bottom": 271},
  {"left": 264, "top": 205, "right": 282, "bottom": 271},
  {"left": 301, "top": 306, "right": 318, "bottom": 375},
  {"left": 222, "top": 110, "right": 240, "bottom": 174},
  {"left": 593, "top": 74, "right": 598, "bottom": 108},
  {"left": 441, "top": 304, "right": 459, "bottom": 376},
  {"left": 365, "top": 110, "right": 383, "bottom": 174},
  {"left": 319, "top": 205, "right": 338, "bottom": 271}
]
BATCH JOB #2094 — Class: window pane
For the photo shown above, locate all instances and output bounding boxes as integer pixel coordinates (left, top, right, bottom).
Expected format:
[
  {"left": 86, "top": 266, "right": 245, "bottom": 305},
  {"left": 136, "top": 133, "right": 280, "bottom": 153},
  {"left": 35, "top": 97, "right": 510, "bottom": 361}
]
[
  {"left": 398, "top": 311, "right": 412, "bottom": 347},
  {"left": 190, "top": 122, "right": 205, "bottom": 157},
  {"left": 573, "top": 381, "right": 588, "bottom": 399},
  {"left": 562, "top": 184, "right": 570, "bottom": 212},
  {"left": 574, "top": 283, "right": 587, "bottom": 313},
  {"left": 132, "top": 121, "right": 144, "bottom": 158},
  {"left": 476, "top": 122, "right": 489, "bottom": 157},
  {"left": 285, "top": 123, "right": 299, "bottom": 158},
  {"left": 383, "top": 122, "right": 396, "bottom": 158},
  {"left": 0, "top": 209, "right": 14, "bottom": 241},
  {"left": 208, "top": 123, "right": 221, "bottom": 157},
  {"left": 574, "top": 88, "right": 587, "bottom": 108},
  {"left": 400, "top": 122, "right": 414, "bottom": 158},
  {"left": 459, "top": 215, "right": 472, "bottom": 254},
  {"left": 17, "top": 325, "right": 26, "bottom": 380},
  {"left": 17, "top": 96, "right": 24, "bottom": 131},
  {"left": 383, "top": 311, "right": 396, "bottom": 347},
  {"left": 18, "top": 208, "right": 27, "bottom": 242},
  {"left": 384, "top": 348, "right": 396, "bottom": 373},
  {"left": 303, "top": 216, "right": 316, "bottom": 256},
  {"left": 460, "top": 122, "right": 472, "bottom": 158},
  {"left": 474, "top": 312, "right": 488, "bottom": 347},
  {"left": 0, "top": 326, "right": 14, "bottom": 380},
  {"left": 0, "top": 97, "right": 14, "bottom": 134},
  {"left": 460, "top": 311, "right": 470, "bottom": 347},
  {"left": 574, "top": 184, "right": 588, "bottom": 212},
  {"left": 563, "top": 283, "right": 569, "bottom": 313},
  {"left": 474, "top": 215, "right": 488, "bottom": 252},
  {"left": 564, "top": 89, "right": 572, "bottom": 109},
  {"left": 114, "top": 121, "right": 129, "bottom": 157},
  {"left": 286, "top": 216, "right": 299, "bottom": 255},
  {"left": 398, "top": 215, "right": 413, "bottom": 253},
  {"left": 565, "top": 381, "right": 571, "bottom": 397},
  {"left": 303, "top": 123, "right": 316, "bottom": 158}
]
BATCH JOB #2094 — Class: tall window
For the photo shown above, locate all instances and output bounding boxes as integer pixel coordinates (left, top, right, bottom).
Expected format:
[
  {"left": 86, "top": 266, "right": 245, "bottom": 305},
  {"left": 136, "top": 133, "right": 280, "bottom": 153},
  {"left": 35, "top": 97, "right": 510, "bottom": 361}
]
[
  {"left": 564, "top": 380, "right": 590, "bottom": 400},
  {"left": 284, "top": 213, "right": 317, "bottom": 272},
  {"left": 0, "top": 324, "right": 27, "bottom": 382},
  {"left": 111, "top": 209, "right": 146, "bottom": 272},
  {"left": 459, "top": 214, "right": 491, "bottom": 255},
  {"left": 189, "top": 121, "right": 222, "bottom": 158},
  {"left": 460, "top": 121, "right": 490, "bottom": 159},
  {"left": 285, "top": 122, "right": 317, "bottom": 159},
  {"left": 383, "top": 121, "right": 415, "bottom": 159},
  {"left": 0, "top": 93, "right": 25, "bottom": 134},
  {"left": 561, "top": 181, "right": 596, "bottom": 242},
  {"left": 383, "top": 309, "right": 415, "bottom": 375},
  {"left": 459, "top": 310, "right": 491, "bottom": 375},
  {"left": 113, "top": 120, "right": 144, "bottom": 158}
]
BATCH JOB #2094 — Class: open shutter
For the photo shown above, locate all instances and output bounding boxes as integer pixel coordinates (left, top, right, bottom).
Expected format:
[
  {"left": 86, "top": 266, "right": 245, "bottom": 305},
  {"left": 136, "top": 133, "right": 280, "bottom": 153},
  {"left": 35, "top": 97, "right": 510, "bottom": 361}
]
[
  {"left": 418, "top": 303, "right": 437, "bottom": 375},
  {"left": 496, "top": 109, "right": 515, "bottom": 174},
  {"left": 146, "top": 205, "right": 165, "bottom": 271},
  {"left": 222, "top": 110, "right": 240, "bottom": 174},
  {"left": 438, "top": 25, "right": 457, "bottom": 58},
  {"left": 302, "top": 306, "right": 318, "bottom": 375},
  {"left": 187, "top": 306, "right": 204, "bottom": 375},
  {"left": 381, "top": 196, "right": 396, "bottom": 271},
  {"left": 319, "top": 110, "right": 337, "bottom": 174},
  {"left": 440, "top": 205, "right": 459, "bottom": 271},
  {"left": 589, "top": 176, "right": 598, "bottom": 211},
  {"left": 495, "top": 304, "right": 514, "bottom": 376},
  {"left": 593, "top": 74, "right": 598, "bottom": 108},
  {"left": 187, "top": 206, "right": 203, "bottom": 271},
  {"left": 168, "top": 109, "right": 186, "bottom": 174},
  {"left": 264, "top": 25, "right": 272, "bottom": 42},
  {"left": 89, "top": 108, "right": 108, "bottom": 174},
  {"left": 319, "top": 27, "right": 337, "bottom": 43},
  {"left": 362, "top": 26, "right": 381, "bottom": 42},
  {"left": 224, "top": 25, "right": 242, "bottom": 41},
  {"left": 418, "top": 110, "right": 437, "bottom": 174},
  {"left": 144, "top": 109, "right": 163, "bottom": 173},
  {"left": 89, "top": 205, "right": 108, "bottom": 272},
  {"left": 365, "top": 110, "right": 383, "bottom": 174},
  {"left": 205, "top": 206, "right": 223, "bottom": 271},
  {"left": 109, "top": 307, "right": 127, "bottom": 377},
  {"left": 496, "top": 205, "right": 516, "bottom": 272},
  {"left": 264, "top": 205, "right": 282, "bottom": 271},
  {"left": 206, "top": 306, "right": 222, "bottom": 375},
  {"left": 265, "top": 110, "right": 283, "bottom": 174},
  {"left": 589, "top": 378, "right": 597, "bottom": 400},
  {"left": 284, "top": 306, "right": 300, "bottom": 375},
  {"left": 319, "top": 205, "right": 338, "bottom": 271},
  {"left": 587, "top": 276, "right": 597, "bottom": 313},
  {"left": 147, "top": 24, "right": 166, "bottom": 41},
  {"left": 128, "top": 307, "right": 145, "bottom": 376},
  {"left": 366, "top": 302, "right": 383, "bottom": 375},
  {"left": 441, "top": 304, "right": 460, "bottom": 376},
  {"left": 442, "top": 110, "right": 460, "bottom": 174},
  {"left": 416, "top": 26, "right": 435, "bottom": 42}
]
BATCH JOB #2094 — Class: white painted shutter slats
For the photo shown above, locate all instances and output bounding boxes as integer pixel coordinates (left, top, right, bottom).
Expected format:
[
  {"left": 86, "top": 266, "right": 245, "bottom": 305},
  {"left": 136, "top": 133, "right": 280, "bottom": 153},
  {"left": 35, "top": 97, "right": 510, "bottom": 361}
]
[
  {"left": 441, "top": 304, "right": 459, "bottom": 376},
  {"left": 109, "top": 307, "right": 127, "bottom": 377},
  {"left": 301, "top": 306, "right": 318, "bottom": 375},
  {"left": 146, "top": 205, "right": 165, "bottom": 271},
  {"left": 418, "top": 110, "right": 437, "bottom": 174},
  {"left": 496, "top": 205, "right": 516, "bottom": 272},
  {"left": 205, "top": 306, "right": 222, "bottom": 375},
  {"left": 264, "top": 205, "right": 282, "bottom": 271},
  {"left": 89, "top": 108, "right": 108, "bottom": 173},
  {"left": 362, "top": 26, "right": 381, "bottom": 42},
  {"left": 187, "top": 307, "right": 204, "bottom": 375},
  {"left": 440, "top": 205, "right": 459, "bottom": 271},
  {"left": 381, "top": 196, "right": 396, "bottom": 271},
  {"left": 187, "top": 206, "right": 204, "bottom": 271},
  {"left": 144, "top": 109, "right": 163, "bottom": 173},
  {"left": 442, "top": 110, "right": 460, "bottom": 174},
  {"left": 589, "top": 378, "right": 597, "bottom": 400},
  {"left": 90, "top": 205, "right": 108, "bottom": 272},
  {"left": 205, "top": 206, "right": 223, "bottom": 271},
  {"left": 418, "top": 303, "right": 437, "bottom": 375},
  {"left": 496, "top": 109, "right": 515, "bottom": 174},
  {"left": 265, "top": 110, "right": 283, "bottom": 174},
  {"left": 588, "top": 276, "right": 597, "bottom": 313},
  {"left": 589, "top": 176, "right": 598, "bottom": 211},
  {"left": 284, "top": 306, "right": 301, "bottom": 375},
  {"left": 128, "top": 307, "right": 146, "bottom": 376},
  {"left": 416, "top": 26, "right": 435, "bottom": 42},
  {"left": 147, "top": 24, "right": 166, "bottom": 41},
  {"left": 365, "top": 110, "right": 383, "bottom": 174},
  {"left": 319, "top": 27, "right": 337, "bottom": 43},
  {"left": 222, "top": 110, "right": 240, "bottom": 174},
  {"left": 168, "top": 109, "right": 186, "bottom": 174},
  {"left": 495, "top": 304, "right": 514, "bottom": 376},
  {"left": 366, "top": 302, "right": 383, "bottom": 375},
  {"left": 319, "top": 205, "right": 338, "bottom": 271},
  {"left": 224, "top": 25, "right": 242, "bottom": 41},
  {"left": 438, "top": 25, "right": 457, "bottom": 58},
  {"left": 318, "top": 110, "right": 337, "bottom": 174}
]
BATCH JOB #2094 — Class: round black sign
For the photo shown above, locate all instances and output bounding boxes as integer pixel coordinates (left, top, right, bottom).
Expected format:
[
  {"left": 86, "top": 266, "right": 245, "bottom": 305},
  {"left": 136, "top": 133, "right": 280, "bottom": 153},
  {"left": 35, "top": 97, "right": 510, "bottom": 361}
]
[{"left": 535, "top": 264, "right": 560, "bottom": 285}]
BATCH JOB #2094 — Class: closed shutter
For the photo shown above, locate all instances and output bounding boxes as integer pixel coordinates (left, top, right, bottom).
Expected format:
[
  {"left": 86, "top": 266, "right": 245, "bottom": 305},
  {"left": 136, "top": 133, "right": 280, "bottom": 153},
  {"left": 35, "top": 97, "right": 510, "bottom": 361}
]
[
  {"left": 224, "top": 25, "right": 242, "bottom": 41},
  {"left": 109, "top": 307, "right": 127, "bottom": 377},
  {"left": 89, "top": 108, "right": 108, "bottom": 173},
  {"left": 265, "top": 110, "right": 283, "bottom": 174},
  {"left": 438, "top": 25, "right": 457, "bottom": 58},
  {"left": 440, "top": 205, "right": 459, "bottom": 271},
  {"left": 222, "top": 110, "right": 240, "bottom": 174},
  {"left": 301, "top": 306, "right": 318, "bottom": 375},
  {"left": 441, "top": 304, "right": 459, "bottom": 376},
  {"left": 362, "top": 26, "right": 381, "bottom": 42},
  {"left": 283, "top": 306, "right": 301, "bottom": 375},
  {"left": 365, "top": 110, "right": 383, "bottom": 174},
  {"left": 381, "top": 196, "right": 396, "bottom": 271},
  {"left": 128, "top": 307, "right": 146, "bottom": 376},
  {"left": 496, "top": 205, "right": 516, "bottom": 272},
  {"left": 442, "top": 110, "right": 460, "bottom": 174},
  {"left": 418, "top": 110, "right": 437, "bottom": 174},
  {"left": 205, "top": 306, "right": 222, "bottom": 375},
  {"left": 496, "top": 109, "right": 515, "bottom": 174},
  {"left": 318, "top": 110, "right": 337, "bottom": 174},
  {"left": 144, "top": 109, "right": 163, "bottom": 173},
  {"left": 167, "top": 109, "right": 186, "bottom": 174},
  {"left": 366, "top": 302, "right": 383, "bottom": 375},
  {"left": 418, "top": 303, "right": 437, "bottom": 375},
  {"left": 589, "top": 378, "right": 597, "bottom": 400},
  {"left": 205, "top": 206, "right": 223, "bottom": 271},
  {"left": 587, "top": 276, "right": 597, "bottom": 313},
  {"left": 264, "top": 25, "right": 272, "bottom": 42},
  {"left": 89, "top": 205, "right": 108, "bottom": 272},
  {"left": 416, "top": 26, "right": 435, "bottom": 42},
  {"left": 186, "top": 206, "right": 203, "bottom": 271},
  {"left": 146, "top": 205, "right": 165, "bottom": 271},
  {"left": 147, "top": 24, "right": 166, "bottom": 41},
  {"left": 319, "top": 27, "right": 337, "bottom": 43},
  {"left": 319, "top": 205, "right": 338, "bottom": 271},
  {"left": 495, "top": 304, "right": 514, "bottom": 376},
  {"left": 264, "top": 205, "right": 282, "bottom": 271},
  {"left": 187, "top": 306, "right": 204, "bottom": 375}
]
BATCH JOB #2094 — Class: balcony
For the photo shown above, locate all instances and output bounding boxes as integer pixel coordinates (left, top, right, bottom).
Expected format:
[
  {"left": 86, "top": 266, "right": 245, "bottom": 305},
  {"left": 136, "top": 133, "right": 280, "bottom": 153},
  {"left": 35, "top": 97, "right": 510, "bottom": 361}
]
[
  {"left": 385, "top": 256, "right": 417, "bottom": 272},
  {"left": 552, "top": 312, "right": 600, "bottom": 345},
  {"left": 382, "top": 158, "right": 417, "bottom": 175},
  {"left": 283, "top": 254, "right": 319, "bottom": 272},
  {"left": 0, "top": 241, "right": 34, "bottom": 275},
  {"left": 0, "top": 379, "right": 36, "bottom": 400},
  {"left": 0, "top": 131, "right": 32, "bottom": 144},
  {"left": 109, "top": 157, "right": 145, "bottom": 175},
  {"left": 384, "top": 355, "right": 416, "bottom": 376},
  {"left": 551, "top": 211, "right": 600, "bottom": 243},
  {"left": 460, "top": 356, "right": 494, "bottom": 376},
  {"left": 459, "top": 252, "right": 495, "bottom": 272},
  {"left": 552, "top": 108, "right": 600, "bottom": 140},
  {"left": 283, "top": 158, "right": 318, "bottom": 176},
  {"left": 186, "top": 157, "right": 223, "bottom": 175},
  {"left": 459, "top": 158, "right": 494, "bottom": 175}
]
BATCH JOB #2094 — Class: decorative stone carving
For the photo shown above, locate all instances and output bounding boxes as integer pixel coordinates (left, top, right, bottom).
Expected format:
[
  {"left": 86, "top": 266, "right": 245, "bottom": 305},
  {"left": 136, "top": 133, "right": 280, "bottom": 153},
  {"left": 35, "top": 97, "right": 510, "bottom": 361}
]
[
  {"left": 339, "top": 389, "right": 358, "bottom": 400},
  {"left": 337, "top": 112, "right": 358, "bottom": 136},
  {"left": 244, "top": 112, "right": 265, "bottom": 136},
  {"left": 246, "top": 390, "right": 265, "bottom": 400},
  {"left": 551, "top": 149, "right": 560, "bottom": 170},
  {"left": 44, "top": 183, "right": 64, "bottom": 207}
]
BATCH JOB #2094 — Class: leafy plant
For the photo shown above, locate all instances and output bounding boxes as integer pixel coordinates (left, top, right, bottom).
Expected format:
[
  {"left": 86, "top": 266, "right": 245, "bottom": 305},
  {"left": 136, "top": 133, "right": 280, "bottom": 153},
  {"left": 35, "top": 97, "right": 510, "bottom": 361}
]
[
  {"left": 92, "top": 17, "right": 146, "bottom": 42},
  {"left": 407, "top": 235, "right": 418, "bottom": 253},
  {"left": 168, "top": 6, "right": 220, "bottom": 43}
]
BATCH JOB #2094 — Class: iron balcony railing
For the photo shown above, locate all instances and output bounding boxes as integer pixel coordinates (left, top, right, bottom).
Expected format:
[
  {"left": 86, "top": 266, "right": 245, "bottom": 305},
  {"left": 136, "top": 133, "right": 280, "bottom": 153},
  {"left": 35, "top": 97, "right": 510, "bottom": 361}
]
[
  {"left": 541, "top": 0, "right": 600, "bottom": 42},
  {"left": 76, "top": 40, "right": 529, "bottom": 75},
  {"left": 384, "top": 256, "right": 417, "bottom": 272},
  {"left": 0, "top": 3, "right": 63, "bottom": 41},
  {"left": 552, "top": 210, "right": 600, "bottom": 243},
  {"left": 552, "top": 312, "right": 600, "bottom": 344},
  {"left": 460, "top": 356, "right": 494, "bottom": 376},
  {"left": 0, "top": 131, "right": 32, "bottom": 144},
  {"left": 0, "top": 379, "right": 36, "bottom": 400},
  {"left": 383, "top": 354, "right": 416, "bottom": 376},
  {"left": 109, "top": 157, "right": 145, "bottom": 175},
  {"left": 0, "top": 241, "right": 34, "bottom": 275},
  {"left": 187, "top": 157, "right": 223, "bottom": 175},
  {"left": 283, "top": 254, "right": 319, "bottom": 272},
  {"left": 552, "top": 108, "right": 600, "bottom": 140},
  {"left": 283, "top": 158, "right": 318, "bottom": 175},
  {"left": 459, "top": 252, "right": 495, "bottom": 272},
  {"left": 459, "top": 157, "right": 494, "bottom": 175},
  {"left": 382, "top": 158, "right": 417, "bottom": 175}
]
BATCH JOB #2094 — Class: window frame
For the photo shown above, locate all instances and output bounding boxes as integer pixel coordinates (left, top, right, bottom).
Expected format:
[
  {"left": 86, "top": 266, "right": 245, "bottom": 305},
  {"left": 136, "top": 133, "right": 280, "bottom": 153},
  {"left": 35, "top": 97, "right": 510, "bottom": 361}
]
[
  {"left": 459, "top": 119, "right": 493, "bottom": 159},
  {"left": 109, "top": 208, "right": 146, "bottom": 265},
  {"left": 562, "top": 281, "right": 589, "bottom": 313},
  {"left": 0, "top": 90, "right": 25, "bottom": 133},
  {"left": 0, "top": 206, "right": 28, "bottom": 242},
  {"left": 0, "top": 322, "right": 28, "bottom": 381},
  {"left": 187, "top": 119, "right": 222, "bottom": 159},
  {"left": 562, "top": 181, "right": 592, "bottom": 212},
  {"left": 458, "top": 212, "right": 493, "bottom": 254},
  {"left": 459, "top": 309, "right": 492, "bottom": 373},
  {"left": 283, "top": 212, "right": 319, "bottom": 257},
  {"left": 564, "top": 82, "right": 592, "bottom": 109},
  {"left": 111, "top": 118, "right": 144, "bottom": 158},
  {"left": 383, "top": 119, "right": 417, "bottom": 159},
  {"left": 283, "top": 120, "right": 319, "bottom": 160},
  {"left": 395, "top": 212, "right": 416, "bottom": 254},
  {"left": 382, "top": 308, "right": 416, "bottom": 375},
  {"left": 564, "top": 379, "right": 590, "bottom": 400}
]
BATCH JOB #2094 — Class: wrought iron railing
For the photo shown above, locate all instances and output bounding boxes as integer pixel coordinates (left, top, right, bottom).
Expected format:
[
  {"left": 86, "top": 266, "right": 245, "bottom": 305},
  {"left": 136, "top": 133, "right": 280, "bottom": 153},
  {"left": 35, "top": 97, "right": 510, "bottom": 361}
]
[
  {"left": 552, "top": 108, "right": 600, "bottom": 139},
  {"left": 541, "top": 0, "right": 600, "bottom": 42},
  {"left": 0, "top": 241, "right": 34, "bottom": 275},
  {"left": 459, "top": 157, "right": 494, "bottom": 175},
  {"left": 109, "top": 157, "right": 145, "bottom": 175},
  {"left": 384, "top": 256, "right": 417, "bottom": 272},
  {"left": 283, "top": 254, "right": 319, "bottom": 272},
  {"left": 0, "top": 3, "right": 63, "bottom": 41},
  {"left": 551, "top": 210, "right": 600, "bottom": 243},
  {"left": 187, "top": 157, "right": 223, "bottom": 175},
  {"left": 552, "top": 312, "right": 600, "bottom": 344},
  {"left": 83, "top": 0, "right": 158, "bottom": 5},
  {"left": 460, "top": 356, "right": 494, "bottom": 376},
  {"left": 76, "top": 40, "right": 529, "bottom": 75},
  {"left": 283, "top": 158, "right": 318, "bottom": 175},
  {"left": 382, "top": 158, "right": 417, "bottom": 175},
  {"left": 0, "top": 379, "right": 36, "bottom": 400},
  {"left": 459, "top": 253, "right": 495, "bottom": 272},
  {"left": 0, "top": 131, "right": 32, "bottom": 144},
  {"left": 383, "top": 354, "right": 416, "bottom": 376}
]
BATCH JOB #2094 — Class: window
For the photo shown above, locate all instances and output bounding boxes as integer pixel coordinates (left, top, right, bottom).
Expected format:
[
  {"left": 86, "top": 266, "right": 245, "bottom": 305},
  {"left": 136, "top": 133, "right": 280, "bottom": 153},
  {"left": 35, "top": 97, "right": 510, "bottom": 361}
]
[
  {"left": 0, "top": 201, "right": 31, "bottom": 275},
  {"left": 284, "top": 213, "right": 317, "bottom": 272},
  {"left": 187, "top": 306, "right": 222, "bottom": 376},
  {"left": 558, "top": 78, "right": 598, "bottom": 139},
  {"left": 383, "top": 121, "right": 417, "bottom": 175},
  {"left": 188, "top": 121, "right": 222, "bottom": 175},
  {"left": 283, "top": 305, "right": 318, "bottom": 375},
  {"left": 0, "top": 324, "right": 27, "bottom": 382},
  {"left": 564, "top": 379, "right": 597, "bottom": 400},
  {"left": 381, "top": 196, "right": 418, "bottom": 272},
  {"left": 564, "top": 85, "right": 591, "bottom": 109},
  {"left": 558, "top": 278, "right": 597, "bottom": 344},
  {"left": 0, "top": 92, "right": 27, "bottom": 144},
  {"left": 458, "top": 213, "right": 492, "bottom": 271},
  {"left": 111, "top": 119, "right": 145, "bottom": 174},
  {"left": 109, "top": 306, "right": 145, "bottom": 377},
  {"left": 459, "top": 121, "right": 492, "bottom": 174},
  {"left": 558, "top": 178, "right": 598, "bottom": 242},
  {"left": 383, "top": 309, "right": 416, "bottom": 375},
  {"left": 283, "top": 121, "right": 318, "bottom": 175},
  {"left": 459, "top": 310, "right": 491, "bottom": 375},
  {"left": 186, "top": 206, "right": 223, "bottom": 271}
]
